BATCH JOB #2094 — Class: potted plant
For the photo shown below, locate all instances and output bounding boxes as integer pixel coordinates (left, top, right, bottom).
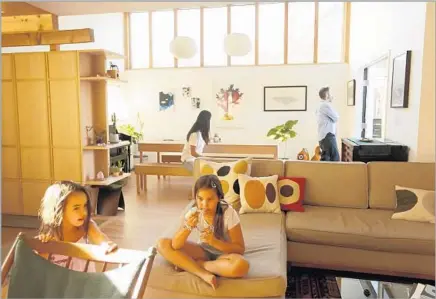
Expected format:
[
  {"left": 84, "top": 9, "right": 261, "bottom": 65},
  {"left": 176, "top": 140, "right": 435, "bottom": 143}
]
[
  {"left": 266, "top": 120, "right": 298, "bottom": 159},
  {"left": 117, "top": 113, "right": 144, "bottom": 155},
  {"left": 110, "top": 161, "right": 124, "bottom": 177}
]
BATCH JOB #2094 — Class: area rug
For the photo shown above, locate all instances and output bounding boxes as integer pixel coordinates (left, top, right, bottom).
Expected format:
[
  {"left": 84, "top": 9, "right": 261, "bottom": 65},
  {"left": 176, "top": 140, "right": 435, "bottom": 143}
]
[
  {"left": 2, "top": 214, "right": 109, "bottom": 229},
  {"left": 286, "top": 264, "right": 341, "bottom": 298}
]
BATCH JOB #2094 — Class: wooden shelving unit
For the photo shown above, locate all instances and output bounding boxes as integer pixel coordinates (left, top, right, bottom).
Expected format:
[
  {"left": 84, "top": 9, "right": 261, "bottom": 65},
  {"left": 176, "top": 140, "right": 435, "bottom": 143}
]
[
  {"left": 83, "top": 140, "right": 130, "bottom": 151},
  {"left": 1, "top": 49, "right": 129, "bottom": 216},
  {"left": 80, "top": 77, "right": 127, "bottom": 84}
]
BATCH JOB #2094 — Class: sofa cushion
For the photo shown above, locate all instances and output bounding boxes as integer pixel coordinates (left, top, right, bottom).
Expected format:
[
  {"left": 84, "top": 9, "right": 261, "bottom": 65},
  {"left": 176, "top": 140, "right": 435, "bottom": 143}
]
[
  {"left": 149, "top": 204, "right": 287, "bottom": 297},
  {"left": 368, "top": 162, "right": 435, "bottom": 210},
  {"left": 238, "top": 174, "right": 281, "bottom": 214},
  {"left": 284, "top": 161, "right": 368, "bottom": 209},
  {"left": 286, "top": 206, "right": 434, "bottom": 255},
  {"left": 195, "top": 158, "right": 284, "bottom": 179}
]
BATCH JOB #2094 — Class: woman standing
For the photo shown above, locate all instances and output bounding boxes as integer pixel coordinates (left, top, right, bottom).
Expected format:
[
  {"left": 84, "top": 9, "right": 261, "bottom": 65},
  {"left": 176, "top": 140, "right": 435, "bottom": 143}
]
[{"left": 181, "top": 110, "right": 212, "bottom": 172}]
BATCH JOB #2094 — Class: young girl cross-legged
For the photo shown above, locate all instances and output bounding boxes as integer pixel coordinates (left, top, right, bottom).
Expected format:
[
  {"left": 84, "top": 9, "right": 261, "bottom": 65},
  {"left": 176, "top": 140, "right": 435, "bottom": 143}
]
[
  {"left": 157, "top": 175, "right": 250, "bottom": 289},
  {"left": 37, "top": 181, "right": 118, "bottom": 271}
]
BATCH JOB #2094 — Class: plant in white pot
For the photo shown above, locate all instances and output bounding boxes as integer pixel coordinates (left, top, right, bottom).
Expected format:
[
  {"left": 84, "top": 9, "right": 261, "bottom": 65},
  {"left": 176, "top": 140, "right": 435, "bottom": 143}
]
[{"left": 266, "top": 120, "right": 298, "bottom": 159}]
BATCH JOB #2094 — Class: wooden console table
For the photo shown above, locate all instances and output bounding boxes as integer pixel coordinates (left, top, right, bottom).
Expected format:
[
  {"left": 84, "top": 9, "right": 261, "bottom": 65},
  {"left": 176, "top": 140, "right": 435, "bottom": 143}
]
[{"left": 138, "top": 140, "right": 279, "bottom": 164}]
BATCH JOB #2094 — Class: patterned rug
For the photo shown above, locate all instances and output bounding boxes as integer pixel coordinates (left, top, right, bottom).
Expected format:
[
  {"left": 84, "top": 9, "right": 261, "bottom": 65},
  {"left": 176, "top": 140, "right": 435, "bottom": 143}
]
[{"left": 286, "top": 265, "right": 341, "bottom": 298}]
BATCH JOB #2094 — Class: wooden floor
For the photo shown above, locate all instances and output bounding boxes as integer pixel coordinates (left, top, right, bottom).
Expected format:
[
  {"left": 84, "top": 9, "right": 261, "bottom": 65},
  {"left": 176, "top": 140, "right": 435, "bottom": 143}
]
[{"left": 2, "top": 173, "right": 195, "bottom": 259}]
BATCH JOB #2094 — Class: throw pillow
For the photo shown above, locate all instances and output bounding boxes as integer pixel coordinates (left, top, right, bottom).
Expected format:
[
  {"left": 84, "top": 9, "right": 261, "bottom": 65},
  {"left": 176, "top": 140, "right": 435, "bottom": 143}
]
[
  {"left": 198, "top": 157, "right": 252, "bottom": 206},
  {"left": 238, "top": 173, "right": 281, "bottom": 214},
  {"left": 278, "top": 177, "right": 306, "bottom": 212},
  {"left": 391, "top": 185, "right": 435, "bottom": 223}
]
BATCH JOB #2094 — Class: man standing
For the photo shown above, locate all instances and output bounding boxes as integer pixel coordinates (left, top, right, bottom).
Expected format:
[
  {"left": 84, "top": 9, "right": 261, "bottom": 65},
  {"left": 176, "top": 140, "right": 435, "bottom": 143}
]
[{"left": 316, "top": 87, "right": 340, "bottom": 161}]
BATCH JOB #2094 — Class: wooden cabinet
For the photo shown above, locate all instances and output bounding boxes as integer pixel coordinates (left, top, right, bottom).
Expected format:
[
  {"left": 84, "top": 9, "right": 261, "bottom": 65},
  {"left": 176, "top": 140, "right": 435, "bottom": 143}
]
[{"left": 1, "top": 49, "right": 127, "bottom": 216}]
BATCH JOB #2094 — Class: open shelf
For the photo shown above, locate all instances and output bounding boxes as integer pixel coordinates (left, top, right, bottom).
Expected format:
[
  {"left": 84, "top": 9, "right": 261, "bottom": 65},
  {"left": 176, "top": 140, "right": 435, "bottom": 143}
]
[
  {"left": 80, "top": 76, "right": 127, "bottom": 84},
  {"left": 78, "top": 49, "right": 124, "bottom": 60},
  {"left": 85, "top": 172, "right": 131, "bottom": 186},
  {"left": 83, "top": 141, "right": 130, "bottom": 151}
]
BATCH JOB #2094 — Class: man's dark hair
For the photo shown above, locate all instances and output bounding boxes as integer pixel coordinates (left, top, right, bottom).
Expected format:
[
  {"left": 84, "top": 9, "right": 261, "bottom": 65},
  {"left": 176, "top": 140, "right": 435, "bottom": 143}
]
[{"left": 319, "top": 87, "right": 330, "bottom": 100}]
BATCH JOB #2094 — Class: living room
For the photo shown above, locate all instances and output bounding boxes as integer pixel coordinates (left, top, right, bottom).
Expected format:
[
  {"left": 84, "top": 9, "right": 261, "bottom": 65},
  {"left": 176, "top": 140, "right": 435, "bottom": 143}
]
[{"left": 1, "top": 1, "right": 435, "bottom": 298}]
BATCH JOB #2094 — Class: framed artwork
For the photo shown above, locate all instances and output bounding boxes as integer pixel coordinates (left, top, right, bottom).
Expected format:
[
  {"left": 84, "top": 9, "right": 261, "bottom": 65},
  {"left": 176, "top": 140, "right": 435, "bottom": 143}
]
[
  {"left": 390, "top": 50, "right": 411, "bottom": 108},
  {"left": 347, "top": 79, "right": 356, "bottom": 106},
  {"left": 264, "top": 85, "right": 307, "bottom": 112}
]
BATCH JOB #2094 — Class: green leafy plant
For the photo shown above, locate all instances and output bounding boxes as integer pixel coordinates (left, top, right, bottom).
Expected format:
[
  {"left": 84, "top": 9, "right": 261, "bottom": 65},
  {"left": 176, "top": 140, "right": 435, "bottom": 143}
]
[
  {"left": 117, "top": 113, "right": 144, "bottom": 144},
  {"left": 266, "top": 120, "right": 298, "bottom": 159}
]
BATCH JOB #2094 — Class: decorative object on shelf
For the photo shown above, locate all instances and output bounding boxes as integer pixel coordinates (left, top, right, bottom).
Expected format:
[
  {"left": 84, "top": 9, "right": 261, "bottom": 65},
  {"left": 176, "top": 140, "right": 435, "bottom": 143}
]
[
  {"left": 159, "top": 91, "right": 175, "bottom": 111},
  {"left": 110, "top": 161, "right": 124, "bottom": 176},
  {"left": 191, "top": 97, "right": 201, "bottom": 109},
  {"left": 107, "top": 62, "right": 119, "bottom": 79},
  {"left": 95, "top": 129, "right": 106, "bottom": 145},
  {"left": 266, "top": 120, "right": 298, "bottom": 160},
  {"left": 109, "top": 113, "right": 120, "bottom": 143},
  {"left": 212, "top": 133, "right": 222, "bottom": 143},
  {"left": 96, "top": 171, "right": 105, "bottom": 181},
  {"left": 216, "top": 84, "right": 243, "bottom": 120},
  {"left": 297, "top": 148, "right": 310, "bottom": 160},
  {"left": 182, "top": 86, "right": 191, "bottom": 98},
  {"left": 264, "top": 85, "right": 307, "bottom": 112},
  {"left": 311, "top": 146, "right": 321, "bottom": 161},
  {"left": 224, "top": 33, "right": 252, "bottom": 56},
  {"left": 85, "top": 126, "right": 94, "bottom": 145},
  {"left": 170, "top": 36, "right": 197, "bottom": 59},
  {"left": 347, "top": 79, "right": 356, "bottom": 106},
  {"left": 391, "top": 50, "right": 411, "bottom": 108}
]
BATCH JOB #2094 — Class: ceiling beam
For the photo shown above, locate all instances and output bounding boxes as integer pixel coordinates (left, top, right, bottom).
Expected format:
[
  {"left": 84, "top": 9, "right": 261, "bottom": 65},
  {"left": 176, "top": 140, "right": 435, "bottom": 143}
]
[
  {"left": 1, "top": 2, "right": 54, "bottom": 17},
  {"left": 2, "top": 14, "right": 55, "bottom": 33},
  {"left": 2, "top": 28, "right": 94, "bottom": 47}
]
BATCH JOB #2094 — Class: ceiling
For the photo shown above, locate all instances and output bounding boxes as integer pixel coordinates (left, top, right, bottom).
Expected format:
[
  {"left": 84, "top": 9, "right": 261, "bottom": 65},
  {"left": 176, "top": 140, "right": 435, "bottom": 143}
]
[{"left": 29, "top": 2, "right": 252, "bottom": 16}]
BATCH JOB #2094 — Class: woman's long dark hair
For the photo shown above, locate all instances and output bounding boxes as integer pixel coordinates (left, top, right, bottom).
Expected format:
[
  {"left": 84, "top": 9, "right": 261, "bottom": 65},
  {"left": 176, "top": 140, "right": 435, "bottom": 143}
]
[
  {"left": 187, "top": 110, "right": 212, "bottom": 145},
  {"left": 193, "top": 174, "right": 228, "bottom": 240},
  {"left": 38, "top": 181, "right": 92, "bottom": 242}
]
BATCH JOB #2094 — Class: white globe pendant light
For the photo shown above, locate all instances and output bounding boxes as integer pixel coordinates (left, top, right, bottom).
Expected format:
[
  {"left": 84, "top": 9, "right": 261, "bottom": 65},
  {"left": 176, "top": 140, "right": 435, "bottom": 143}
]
[
  {"left": 223, "top": 33, "right": 252, "bottom": 56},
  {"left": 169, "top": 36, "right": 197, "bottom": 59}
]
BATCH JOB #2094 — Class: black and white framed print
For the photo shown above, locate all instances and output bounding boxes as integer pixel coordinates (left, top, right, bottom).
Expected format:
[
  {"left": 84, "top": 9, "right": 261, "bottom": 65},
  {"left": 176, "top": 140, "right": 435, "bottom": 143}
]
[{"left": 264, "top": 85, "right": 307, "bottom": 112}]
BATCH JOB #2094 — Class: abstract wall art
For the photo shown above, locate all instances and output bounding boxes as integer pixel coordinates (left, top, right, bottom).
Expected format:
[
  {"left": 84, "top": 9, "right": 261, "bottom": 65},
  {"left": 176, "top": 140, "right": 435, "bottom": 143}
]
[
  {"left": 216, "top": 84, "right": 243, "bottom": 120},
  {"left": 159, "top": 91, "right": 175, "bottom": 111},
  {"left": 182, "top": 86, "right": 191, "bottom": 98},
  {"left": 263, "top": 85, "right": 307, "bottom": 112},
  {"left": 191, "top": 97, "right": 201, "bottom": 109}
]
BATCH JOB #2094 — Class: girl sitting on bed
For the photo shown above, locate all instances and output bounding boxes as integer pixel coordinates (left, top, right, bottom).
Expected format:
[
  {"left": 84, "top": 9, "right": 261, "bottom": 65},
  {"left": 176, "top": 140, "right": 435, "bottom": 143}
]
[
  {"left": 157, "top": 175, "right": 250, "bottom": 289},
  {"left": 37, "top": 181, "right": 118, "bottom": 271}
]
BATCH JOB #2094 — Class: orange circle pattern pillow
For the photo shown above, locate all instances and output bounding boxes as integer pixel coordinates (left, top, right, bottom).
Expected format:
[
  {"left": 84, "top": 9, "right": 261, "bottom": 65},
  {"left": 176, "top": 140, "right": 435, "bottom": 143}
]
[
  {"left": 277, "top": 177, "right": 306, "bottom": 212},
  {"left": 238, "top": 174, "right": 281, "bottom": 214}
]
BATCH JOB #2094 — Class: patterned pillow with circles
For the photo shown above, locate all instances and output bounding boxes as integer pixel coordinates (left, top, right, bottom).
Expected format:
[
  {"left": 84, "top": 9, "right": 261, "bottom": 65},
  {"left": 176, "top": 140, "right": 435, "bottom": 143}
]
[
  {"left": 238, "top": 173, "right": 281, "bottom": 214},
  {"left": 198, "top": 157, "right": 252, "bottom": 206}
]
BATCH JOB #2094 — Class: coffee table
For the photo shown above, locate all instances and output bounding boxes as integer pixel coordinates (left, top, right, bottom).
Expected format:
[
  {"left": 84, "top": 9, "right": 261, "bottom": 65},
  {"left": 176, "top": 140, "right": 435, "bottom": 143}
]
[{"left": 337, "top": 277, "right": 434, "bottom": 299}]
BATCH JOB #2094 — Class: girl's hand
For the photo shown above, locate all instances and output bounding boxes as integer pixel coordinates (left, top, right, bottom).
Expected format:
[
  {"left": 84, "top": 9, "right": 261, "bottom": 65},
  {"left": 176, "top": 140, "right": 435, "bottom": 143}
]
[
  {"left": 200, "top": 228, "right": 216, "bottom": 245},
  {"left": 101, "top": 241, "right": 118, "bottom": 254},
  {"left": 185, "top": 210, "right": 199, "bottom": 229},
  {"left": 36, "top": 234, "right": 52, "bottom": 243}
]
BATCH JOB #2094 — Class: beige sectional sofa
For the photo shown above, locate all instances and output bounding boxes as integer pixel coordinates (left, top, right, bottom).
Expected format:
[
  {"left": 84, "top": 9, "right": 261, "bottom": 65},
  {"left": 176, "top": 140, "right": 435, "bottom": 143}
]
[{"left": 145, "top": 160, "right": 435, "bottom": 298}]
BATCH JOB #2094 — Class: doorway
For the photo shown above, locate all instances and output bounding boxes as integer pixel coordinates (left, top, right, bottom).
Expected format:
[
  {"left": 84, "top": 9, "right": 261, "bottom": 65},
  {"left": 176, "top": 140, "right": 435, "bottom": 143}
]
[{"left": 361, "top": 55, "right": 390, "bottom": 140}]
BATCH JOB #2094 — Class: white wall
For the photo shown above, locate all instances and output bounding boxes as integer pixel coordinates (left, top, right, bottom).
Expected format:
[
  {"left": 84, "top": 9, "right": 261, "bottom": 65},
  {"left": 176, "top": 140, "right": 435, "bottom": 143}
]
[
  {"left": 349, "top": 2, "right": 428, "bottom": 161},
  {"left": 121, "top": 64, "right": 351, "bottom": 159},
  {"left": 416, "top": 2, "right": 435, "bottom": 162}
]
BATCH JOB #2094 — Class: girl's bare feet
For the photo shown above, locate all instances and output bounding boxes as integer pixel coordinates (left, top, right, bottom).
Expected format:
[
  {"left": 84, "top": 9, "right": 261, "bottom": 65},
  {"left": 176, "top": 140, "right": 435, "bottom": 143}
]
[
  {"left": 174, "top": 265, "right": 184, "bottom": 272},
  {"left": 201, "top": 272, "right": 218, "bottom": 290}
]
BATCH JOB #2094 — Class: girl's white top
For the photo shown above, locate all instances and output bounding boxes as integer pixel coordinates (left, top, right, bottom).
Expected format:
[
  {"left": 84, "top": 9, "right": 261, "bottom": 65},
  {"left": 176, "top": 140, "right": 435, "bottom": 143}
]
[{"left": 181, "top": 131, "right": 206, "bottom": 162}]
